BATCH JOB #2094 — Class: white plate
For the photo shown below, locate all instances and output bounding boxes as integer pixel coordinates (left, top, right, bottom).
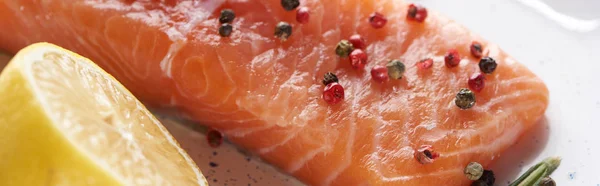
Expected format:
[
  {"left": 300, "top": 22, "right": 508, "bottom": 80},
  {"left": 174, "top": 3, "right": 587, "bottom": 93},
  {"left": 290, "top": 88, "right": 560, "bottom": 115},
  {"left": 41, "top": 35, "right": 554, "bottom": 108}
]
[{"left": 161, "top": 0, "right": 600, "bottom": 185}]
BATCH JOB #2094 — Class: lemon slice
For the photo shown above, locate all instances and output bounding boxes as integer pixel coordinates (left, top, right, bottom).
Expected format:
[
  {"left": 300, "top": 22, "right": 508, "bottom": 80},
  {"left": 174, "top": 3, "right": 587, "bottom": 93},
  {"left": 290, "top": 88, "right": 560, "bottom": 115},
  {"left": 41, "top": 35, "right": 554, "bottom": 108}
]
[{"left": 0, "top": 43, "right": 208, "bottom": 186}]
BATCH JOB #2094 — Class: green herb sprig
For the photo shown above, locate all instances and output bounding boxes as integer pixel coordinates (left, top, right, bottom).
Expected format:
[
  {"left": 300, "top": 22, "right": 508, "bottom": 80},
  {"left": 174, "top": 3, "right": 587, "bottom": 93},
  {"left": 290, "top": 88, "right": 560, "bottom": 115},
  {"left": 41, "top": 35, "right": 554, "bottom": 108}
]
[{"left": 509, "top": 157, "right": 561, "bottom": 186}]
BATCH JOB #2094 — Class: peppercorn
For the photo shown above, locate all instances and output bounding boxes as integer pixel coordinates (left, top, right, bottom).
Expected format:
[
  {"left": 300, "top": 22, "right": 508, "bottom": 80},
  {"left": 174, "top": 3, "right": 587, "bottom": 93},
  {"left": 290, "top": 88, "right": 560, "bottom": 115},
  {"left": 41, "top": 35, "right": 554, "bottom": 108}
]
[
  {"left": 539, "top": 177, "right": 555, "bottom": 186},
  {"left": 479, "top": 57, "right": 497, "bottom": 74},
  {"left": 369, "top": 12, "right": 388, "bottom": 29},
  {"left": 455, "top": 88, "right": 476, "bottom": 109},
  {"left": 348, "top": 34, "right": 366, "bottom": 49},
  {"left": 470, "top": 180, "right": 487, "bottom": 186},
  {"left": 468, "top": 73, "right": 486, "bottom": 92},
  {"left": 349, "top": 49, "right": 368, "bottom": 69},
  {"left": 322, "top": 72, "right": 339, "bottom": 85},
  {"left": 206, "top": 128, "right": 223, "bottom": 148},
  {"left": 417, "top": 58, "right": 433, "bottom": 70},
  {"left": 464, "top": 162, "right": 484, "bottom": 180},
  {"left": 281, "top": 0, "right": 300, "bottom": 11},
  {"left": 274, "top": 22, "right": 292, "bottom": 41},
  {"left": 445, "top": 49, "right": 461, "bottom": 68},
  {"left": 423, "top": 150, "right": 434, "bottom": 159},
  {"left": 479, "top": 170, "right": 495, "bottom": 186},
  {"left": 470, "top": 41, "right": 483, "bottom": 58},
  {"left": 219, "top": 23, "right": 233, "bottom": 37},
  {"left": 414, "top": 145, "right": 439, "bottom": 164},
  {"left": 296, "top": 7, "right": 310, "bottom": 24},
  {"left": 335, "top": 40, "right": 354, "bottom": 57},
  {"left": 386, "top": 60, "right": 406, "bottom": 79},
  {"left": 407, "top": 4, "right": 428, "bottom": 22},
  {"left": 219, "top": 9, "right": 235, "bottom": 23},
  {"left": 371, "top": 65, "right": 389, "bottom": 82},
  {"left": 323, "top": 82, "right": 345, "bottom": 105}
]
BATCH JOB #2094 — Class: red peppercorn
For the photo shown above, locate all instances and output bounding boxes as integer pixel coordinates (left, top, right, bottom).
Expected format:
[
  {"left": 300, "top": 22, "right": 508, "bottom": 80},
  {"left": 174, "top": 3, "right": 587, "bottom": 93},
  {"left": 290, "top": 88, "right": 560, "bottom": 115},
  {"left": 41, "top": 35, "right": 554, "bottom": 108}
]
[
  {"left": 369, "top": 12, "right": 387, "bottom": 29},
  {"left": 417, "top": 58, "right": 434, "bottom": 70},
  {"left": 206, "top": 128, "right": 223, "bottom": 148},
  {"left": 323, "top": 82, "right": 345, "bottom": 104},
  {"left": 349, "top": 49, "right": 368, "bottom": 69},
  {"left": 470, "top": 41, "right": 483, "bottom": 58},
  {"left": 296, "top": 7, "right": 310, "bottom": 24},
  {"left": 414, "top": 145, "right": 439, "bottom": 164},
  {"left": 444, "top": 49, "right": 461, "bottom": 68},
  {"left": 407, "top": 4, "right": 428, "bottom": 22},
  {"left": 370, "top": 65, "right": 389, "bottom": 82},
  {"left": 468, "top": 73, "right": 486, "bottom": 92},
  {"left": 348, "top": 34, "right": 366, "bottom": 50}
]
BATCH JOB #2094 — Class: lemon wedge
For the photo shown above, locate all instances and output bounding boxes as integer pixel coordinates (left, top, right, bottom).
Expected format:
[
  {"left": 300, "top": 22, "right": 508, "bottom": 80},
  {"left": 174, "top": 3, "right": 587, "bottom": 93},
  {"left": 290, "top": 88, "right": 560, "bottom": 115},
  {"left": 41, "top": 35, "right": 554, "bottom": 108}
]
[{"left": 0, "top": 43, "right": 208, "bottom": 186}]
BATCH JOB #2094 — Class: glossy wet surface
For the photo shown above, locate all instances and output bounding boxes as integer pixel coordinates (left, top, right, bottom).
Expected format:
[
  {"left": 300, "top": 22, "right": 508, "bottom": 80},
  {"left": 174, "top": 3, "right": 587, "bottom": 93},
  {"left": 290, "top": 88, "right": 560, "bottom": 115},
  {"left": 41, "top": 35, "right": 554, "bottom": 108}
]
[
  {"left": 1, "top": 0, "right": 598, "bottom": 185},
  {"left": 159, "top": 0, "right": 600, "bottom": 185}
]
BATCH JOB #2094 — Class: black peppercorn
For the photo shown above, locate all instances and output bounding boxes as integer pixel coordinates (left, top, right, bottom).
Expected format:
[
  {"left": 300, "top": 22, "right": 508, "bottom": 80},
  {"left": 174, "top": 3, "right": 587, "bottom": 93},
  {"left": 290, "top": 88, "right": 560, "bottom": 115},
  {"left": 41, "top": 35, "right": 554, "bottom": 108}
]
[
  {"left": 470, "top": 180, "right": 487, "bottom": 186},
  {"left": 219, "top": 9, "right": 235, "bottom": 23},
  {"left": 479, "top": 170, "right": 495, "bottom": 186},
  {"left": 479, "top": 57, "right": 497, "bottom": 74},
  {"left": 219, "top": 23, "right": 233, "bottom": 37},
  {"left": 322, "top": 72, "right": 339, "bottom": 85},
  {"left": 281, "top": 0, "right": 300, "bottom": 11},
  {"left": 455, "top": 88, "right": 476, "bottom": 109},
  {"left": 274, "top": 22, "right": 292, "bottom": 41}
]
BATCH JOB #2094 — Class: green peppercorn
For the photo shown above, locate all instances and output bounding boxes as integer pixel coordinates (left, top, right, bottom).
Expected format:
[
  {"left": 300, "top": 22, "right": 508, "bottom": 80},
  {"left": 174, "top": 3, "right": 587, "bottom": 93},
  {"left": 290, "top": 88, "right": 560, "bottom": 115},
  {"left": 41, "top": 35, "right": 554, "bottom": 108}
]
[
  {"left": 479, "top": 57, "right": 497, "bottom": 74},
  {"left": 322, "top": 72, "right": 339, "bottom": 85},
  {"left": 219, "top": 23, "right": 233, "bottom": 37},
  {"left": 386, "top": 60, "right": 406, "bottom": 79},
  {"left": 455, "top": 88, "right": 476, "bottom": 109},
  {"left": 335, "top": 40, "right": 354, "bottom": 57},
  {"left": 219, "top": 9, "right": 235, "bottom": 23},
  {"left": 464, "top": 162, "right": 484, "bottom": 180},
  {"left": 274, "top": 22, "right": 292, "bottom": 41},
  {"left": 539, "top": 177, "right": 555, "bottom": 186},
  {"left": 281, "top": 0, "right": 300, "bottom": 11}
]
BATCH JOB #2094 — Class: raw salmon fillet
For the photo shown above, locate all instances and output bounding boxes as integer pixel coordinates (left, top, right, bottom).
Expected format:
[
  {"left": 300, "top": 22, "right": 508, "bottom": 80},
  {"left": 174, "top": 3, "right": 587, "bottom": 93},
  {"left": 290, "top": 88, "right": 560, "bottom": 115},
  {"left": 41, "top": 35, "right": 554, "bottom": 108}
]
[{"left": 0, "top": 0, "right": 549, "bottom": 185}]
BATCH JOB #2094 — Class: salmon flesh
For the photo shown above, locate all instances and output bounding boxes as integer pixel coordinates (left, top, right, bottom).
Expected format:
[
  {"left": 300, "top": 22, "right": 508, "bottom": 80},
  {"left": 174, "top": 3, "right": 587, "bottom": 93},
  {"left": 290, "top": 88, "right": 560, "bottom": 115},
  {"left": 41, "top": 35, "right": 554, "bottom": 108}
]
[{"left": 0, "top": 0, "right": 549, "bottom": 185}]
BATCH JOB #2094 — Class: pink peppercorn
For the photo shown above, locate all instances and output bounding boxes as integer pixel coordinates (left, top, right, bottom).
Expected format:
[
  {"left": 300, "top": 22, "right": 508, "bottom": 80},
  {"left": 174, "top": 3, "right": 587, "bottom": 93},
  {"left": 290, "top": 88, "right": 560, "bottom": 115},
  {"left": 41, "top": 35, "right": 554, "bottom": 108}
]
[
  {"left": 370, "top": 65, "right": 389, "bottom": 82},
  {"left": 349, "top": 49, "right": 368, "bottom": 69},
  {"left": 468, "top": 73, "right": 486, "bottom": 92},
  {"left": 296, "top": 7, "right": 310, "bottom": 24},
  {"left": 369, "top": 12, "right": 387, "bottom": 29},
  {"left": 470, "top": 41, "right": 483, "bottom": 58},
  {"left": 444, "top": 49, "right": 461, "bottom": 68},
  {"left": 417, "top": 58, "right": 434, "bottom": 70},
  {"left": 348, "top": 34, "right": 366, "bottom": 49},
  {"left": 407, "top": 4, "right": 428, "bottom": 22},
  {"left": 323, "top": 82, "right": 345, "bottom": 104}
]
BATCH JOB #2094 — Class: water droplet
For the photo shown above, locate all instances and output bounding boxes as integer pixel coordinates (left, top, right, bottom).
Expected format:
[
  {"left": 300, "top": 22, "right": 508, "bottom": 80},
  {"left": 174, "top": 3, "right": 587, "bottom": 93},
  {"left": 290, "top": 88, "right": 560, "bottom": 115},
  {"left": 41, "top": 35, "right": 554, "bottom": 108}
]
[{"left": 568, "top": 172, "right": 576, "bottom": 180}]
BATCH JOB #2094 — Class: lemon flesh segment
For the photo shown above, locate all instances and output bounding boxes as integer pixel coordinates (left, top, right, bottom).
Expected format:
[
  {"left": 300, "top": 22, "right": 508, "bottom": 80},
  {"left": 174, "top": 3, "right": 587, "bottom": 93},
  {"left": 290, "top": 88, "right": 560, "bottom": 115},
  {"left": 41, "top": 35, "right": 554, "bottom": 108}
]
[{"left": 0, "top": 43, "right": 208, "bottom": 186}]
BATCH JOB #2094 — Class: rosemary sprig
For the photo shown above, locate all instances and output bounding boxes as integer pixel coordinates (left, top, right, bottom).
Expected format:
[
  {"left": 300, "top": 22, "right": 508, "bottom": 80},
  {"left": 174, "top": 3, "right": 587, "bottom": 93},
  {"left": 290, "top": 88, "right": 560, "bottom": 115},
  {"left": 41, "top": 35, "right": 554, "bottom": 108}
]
[{"left": 509, "top": 157, "right": 561, "bottom": 186}]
